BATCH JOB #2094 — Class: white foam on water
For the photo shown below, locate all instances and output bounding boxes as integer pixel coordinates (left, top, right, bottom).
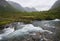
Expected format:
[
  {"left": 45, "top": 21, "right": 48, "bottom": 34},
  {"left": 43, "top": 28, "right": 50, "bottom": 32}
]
[
  {"left": 0, "top": 37, "right": 2, "bottom": 40},
  {"left": 52, "top": 19, "right": 60, "bottom": 21},
  {"left": 44, "top": 24, "right": 50, "bottom": 27},
  {"left": 0, "top": 24, "right": 53, "bottom": 40},
  {"left": 29, "top": 33, "right": 36, "bottom": 35},
  {"left": 0, "top": 27, "right": 15, "bottom": 40},
  {"left": 3, "top": 27, "right": 14, "bottom": 34},
  {"left": 7, "top": 24, "right": 53, "bottom": 38},
  {"left": 6, "top": 24, "right": 44, "bottom": 38},
  {"left": 44, "top": 24, "right": 55, "bottom": 29},
  {"left": 22, "top": 24, "right": 44, "bottom": 32},
  {"left": 44, "top": 30, "right": 53, "bottom": 34}
]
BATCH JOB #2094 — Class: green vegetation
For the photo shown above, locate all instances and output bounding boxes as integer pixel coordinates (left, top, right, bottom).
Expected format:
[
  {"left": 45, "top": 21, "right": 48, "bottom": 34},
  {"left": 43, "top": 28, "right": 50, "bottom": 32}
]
[
  {"left": 0, "top": 0, "right": 60, "bottom": 25},
  {"left": 0, "top": 9, "right": 60, "bottom": 25},
  {"left": 0, "top": 5, "right": 16, "bottom": 12}
]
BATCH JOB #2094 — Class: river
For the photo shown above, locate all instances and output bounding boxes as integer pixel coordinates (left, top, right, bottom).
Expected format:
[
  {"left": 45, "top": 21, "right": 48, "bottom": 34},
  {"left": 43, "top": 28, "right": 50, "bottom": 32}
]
[{"left": 0, "top": 19, "right": 60, "bottom": 41}]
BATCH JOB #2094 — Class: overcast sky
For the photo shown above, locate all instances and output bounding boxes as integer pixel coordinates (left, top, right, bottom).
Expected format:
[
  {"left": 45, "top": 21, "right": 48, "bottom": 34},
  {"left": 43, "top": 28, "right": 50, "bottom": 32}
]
[{"left": 7, "top": 0, "right": 57, "bottom": 11}]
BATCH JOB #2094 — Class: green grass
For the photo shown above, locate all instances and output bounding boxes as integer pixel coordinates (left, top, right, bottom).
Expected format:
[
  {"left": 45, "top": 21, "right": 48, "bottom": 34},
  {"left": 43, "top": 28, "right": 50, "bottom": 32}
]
[{"left": 0, "top": 10, "right": 60, "bottom": 26}]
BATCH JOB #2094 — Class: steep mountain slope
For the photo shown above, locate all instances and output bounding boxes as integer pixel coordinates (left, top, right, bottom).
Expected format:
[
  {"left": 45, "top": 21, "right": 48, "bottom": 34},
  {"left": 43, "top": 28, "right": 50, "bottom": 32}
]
[
  {"left": 50, "top": 0, "right": 60, "bottom": 11},
  {"left": 7, "top": 1, "right": 37, "bottom": 12},
  {"left": 8, "top": 1, "right": 25, "bottom": 12},
  {"left": 0, "top": 0, "right": 17, "bottom": 12},
  {"left": 0, "top": 0, "right": 37, "bottom": 12}
]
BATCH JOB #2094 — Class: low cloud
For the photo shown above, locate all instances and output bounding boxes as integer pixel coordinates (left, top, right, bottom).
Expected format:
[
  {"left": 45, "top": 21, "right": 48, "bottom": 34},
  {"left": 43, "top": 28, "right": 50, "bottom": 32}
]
[{"left": 7, "top": 0, "right": 57, "bottom": 11}]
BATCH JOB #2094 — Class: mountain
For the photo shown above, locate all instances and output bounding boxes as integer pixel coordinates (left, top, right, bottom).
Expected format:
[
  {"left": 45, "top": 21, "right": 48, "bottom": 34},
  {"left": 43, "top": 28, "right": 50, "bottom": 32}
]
[
  {"left": 0, "top": 0, "right": 37, "bottom": 12},
  {"left": 51, "top": 0, "right": 60, "bottom": 11},
  {"left": 7, "top": 1, "right": 25, "bottom": 12},
  {"left": 0, "top": 0, "right": 17, "bottom": 12},
  {"left": 24, "top": 7, "right": 37, "bottom": 12},
  {"left": 7, "top": 1, "right": 37, "bottom": 12}
]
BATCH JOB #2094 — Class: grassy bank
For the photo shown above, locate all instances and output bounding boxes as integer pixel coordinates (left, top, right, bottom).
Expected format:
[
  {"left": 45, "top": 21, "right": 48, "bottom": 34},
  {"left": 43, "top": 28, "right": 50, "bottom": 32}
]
[{"left": 0, "top": 11, "right": 60, "bottom": 25}]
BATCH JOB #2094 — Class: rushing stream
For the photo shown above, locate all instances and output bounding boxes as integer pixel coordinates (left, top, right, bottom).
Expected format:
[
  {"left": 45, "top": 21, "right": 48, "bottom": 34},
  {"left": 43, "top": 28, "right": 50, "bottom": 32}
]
[{"left": 0, "top": 19, "right": 60, "bottom": 41}]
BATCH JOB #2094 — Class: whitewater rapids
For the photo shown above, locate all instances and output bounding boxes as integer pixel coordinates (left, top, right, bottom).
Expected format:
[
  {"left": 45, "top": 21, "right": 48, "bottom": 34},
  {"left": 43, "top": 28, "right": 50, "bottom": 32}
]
[
  {"left": 0, "top": 23, "right": 53, "bottom": 41},
  {"left": 0, "top": 19, "right": 60, "bottom": 41}
]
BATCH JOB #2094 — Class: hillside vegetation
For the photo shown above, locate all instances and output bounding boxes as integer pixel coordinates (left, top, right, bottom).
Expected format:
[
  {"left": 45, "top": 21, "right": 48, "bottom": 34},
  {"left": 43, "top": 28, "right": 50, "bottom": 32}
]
[
  {"left": 0, "top": 0, "right": 60, "bottom": 25},
  {"left": 0, "top": 10, "right": 60, "bottom": 25}
]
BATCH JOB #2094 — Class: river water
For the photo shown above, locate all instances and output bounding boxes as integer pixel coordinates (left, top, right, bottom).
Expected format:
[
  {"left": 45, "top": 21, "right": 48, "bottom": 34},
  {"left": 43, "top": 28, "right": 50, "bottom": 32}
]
[{"left": 0, "top": 19, "right": 60, "bottom": 41}]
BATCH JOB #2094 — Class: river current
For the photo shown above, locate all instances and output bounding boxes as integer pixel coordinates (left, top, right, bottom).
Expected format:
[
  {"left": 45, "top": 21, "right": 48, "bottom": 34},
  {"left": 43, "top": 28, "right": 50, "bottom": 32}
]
[{"left": 0, "top": 19, "right": 60, "bottom": 41}]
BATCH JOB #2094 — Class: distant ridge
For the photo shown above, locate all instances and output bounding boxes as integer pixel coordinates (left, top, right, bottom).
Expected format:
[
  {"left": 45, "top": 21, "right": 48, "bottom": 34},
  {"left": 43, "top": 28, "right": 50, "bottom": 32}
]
[
  {"left": 8, "top": 1, "right": 25, "bottom": 12},
  {"left": 0, "top": 0, "right": 37, "bottom": 12},
  {"left": 50, "top": 0, "right": 60, "bottom": 11},
  {"left": 0, "top": 0, "right": 17, "bottom": 12},
  {"left": 8, "top": 1, "right": 37, "bottom": 12},
  {"left": 24, "top": 7, "right": 37, "bottom": 12}
]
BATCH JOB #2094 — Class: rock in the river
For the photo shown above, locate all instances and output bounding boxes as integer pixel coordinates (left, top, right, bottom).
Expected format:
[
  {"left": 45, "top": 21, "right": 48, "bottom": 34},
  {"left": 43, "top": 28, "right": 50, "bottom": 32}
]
[{"left": 22, "top": 32, "right": 48, "bottom": 41}]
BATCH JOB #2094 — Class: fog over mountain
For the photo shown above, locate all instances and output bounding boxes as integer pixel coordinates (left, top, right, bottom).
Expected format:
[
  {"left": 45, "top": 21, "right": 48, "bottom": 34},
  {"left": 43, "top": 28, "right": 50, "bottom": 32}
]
[
  {"left": 0, "top": 0, "right": 36, "bottom": 12},
  {"left": 8, "top": 1, "right": 37, "bottom": 12},
  {"left": 0, "top": 0, "right": 8, "bottom": 7},
  {"left": 51, "top": 0, "right": 60, "bottom": 9},
  {"left": 6, "top": 0, "right": 57, "bottom": 11},
  {"left": 0, "top": 0, "right": 17, "bottom": 12},
  {"left": 8, "top": 1, "right": 25, "bottom": 12},
  {"left": 0, "top": 0, "right": 58, "bottom": 12},
  {"left": 24, "top": 7, "right": 37, "bottom": 12}
]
